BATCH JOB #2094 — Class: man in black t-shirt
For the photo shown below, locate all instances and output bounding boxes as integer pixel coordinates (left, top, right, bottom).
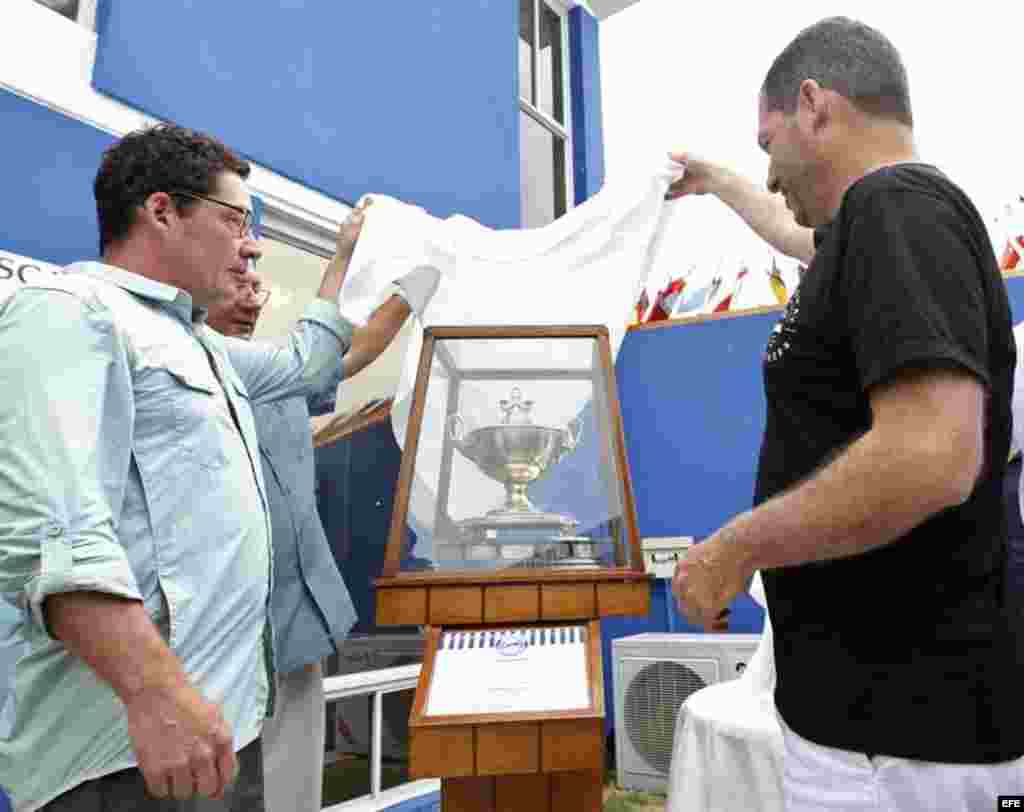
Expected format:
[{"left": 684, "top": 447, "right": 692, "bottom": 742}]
[{"left": 670, "top": 17, "right": 1024, "bottom": 809}]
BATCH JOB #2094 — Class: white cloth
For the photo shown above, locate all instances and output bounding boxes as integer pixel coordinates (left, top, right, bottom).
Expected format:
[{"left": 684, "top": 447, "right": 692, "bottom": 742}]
[
  {"left": 337, "top": 160, "right": 686, "bottom": 534},
  {"left": 666, "top": 573, "right": 784, "bottom": 812},
  {"left": 393, "top": 265, "right": 441, "bottom": 317},
  {"left": 1011, "top": 323, "right": 1024, "bottom": 503},
  {"left": 262, "top": 663, "right": 326, "bottom": 812},
  {"left": 779, "top": 715, "right": 1024, "bottom": 811}
]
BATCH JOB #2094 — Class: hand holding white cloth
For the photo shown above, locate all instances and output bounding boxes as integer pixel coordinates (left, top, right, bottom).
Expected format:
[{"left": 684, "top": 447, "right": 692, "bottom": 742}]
[
  {"left": 394, "top": 265, "right": 441, "bottom": 317},
  {"left": 336, "top": 158, "right": 687, "bottom": 535}
]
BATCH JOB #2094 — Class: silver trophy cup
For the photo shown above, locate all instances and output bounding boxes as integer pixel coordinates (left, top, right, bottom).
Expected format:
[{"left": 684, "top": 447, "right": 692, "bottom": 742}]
[{"left": 445, "top": 388, "right": 596, "bottom": 567}]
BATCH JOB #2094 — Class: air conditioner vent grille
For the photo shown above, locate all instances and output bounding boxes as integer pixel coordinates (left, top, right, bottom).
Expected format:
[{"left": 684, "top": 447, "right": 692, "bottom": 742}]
[{"left": 624, "top": 660, "right": 707, "bottom": 775}]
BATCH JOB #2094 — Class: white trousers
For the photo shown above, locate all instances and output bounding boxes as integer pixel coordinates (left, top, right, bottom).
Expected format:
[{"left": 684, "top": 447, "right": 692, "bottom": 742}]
[
  {"left": 780, "top": 716, "right": 1024, "bottom": 811},
  {"left": 262, "top": 662, "right": 325, "bottom": 812}
]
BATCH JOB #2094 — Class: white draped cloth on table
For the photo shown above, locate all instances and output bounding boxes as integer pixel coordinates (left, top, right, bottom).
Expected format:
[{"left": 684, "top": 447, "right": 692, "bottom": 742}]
[
  {"left": 337, "top": 160, "right": 686, "bottom": 539},
  {"left": 666, "top": 574, "right": 784, "bottom": 812}
]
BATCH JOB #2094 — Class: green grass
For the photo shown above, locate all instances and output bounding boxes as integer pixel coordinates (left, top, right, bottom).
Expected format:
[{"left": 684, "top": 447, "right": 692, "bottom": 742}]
[
  {"left": 322, "top": 754, "right": 409, "bottom": 806},
  {"left": 603, "top": 789, "right": 667, "bottom": 812}
]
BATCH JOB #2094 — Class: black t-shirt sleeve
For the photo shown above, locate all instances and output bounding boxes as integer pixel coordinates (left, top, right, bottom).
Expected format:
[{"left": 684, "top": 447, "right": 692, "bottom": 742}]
[
  {"left": 813, "top": 223, "right": 832, "bottom": 250},
  {"left": 838, "top": 190, "right": 990, "bottom": 392}
]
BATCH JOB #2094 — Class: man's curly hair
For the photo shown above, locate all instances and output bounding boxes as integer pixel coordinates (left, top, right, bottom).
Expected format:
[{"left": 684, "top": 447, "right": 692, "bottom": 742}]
[{"left": 94, "top": 124, "right": 250, "bottom": 255}]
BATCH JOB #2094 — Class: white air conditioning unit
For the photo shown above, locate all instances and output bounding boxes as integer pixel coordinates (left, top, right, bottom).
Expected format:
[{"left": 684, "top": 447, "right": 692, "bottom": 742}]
[
  {"left": 612, "top": 632, "right": 760, "bottom": 794},
  {"left": 328, "top": 633, "right": 425, "bottom": 761}
]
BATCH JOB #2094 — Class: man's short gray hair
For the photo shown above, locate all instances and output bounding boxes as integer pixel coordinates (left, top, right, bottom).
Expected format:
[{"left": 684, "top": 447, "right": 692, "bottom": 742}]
[{"left": 762, "top": 17, "right": 913, "bottom": 127}]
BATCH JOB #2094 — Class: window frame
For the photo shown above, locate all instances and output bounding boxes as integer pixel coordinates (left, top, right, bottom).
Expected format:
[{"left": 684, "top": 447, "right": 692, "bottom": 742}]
[
  {"left": 519, "top": 0, "right": 575, "bottom": 225},
  {"left": 258, "top": 198, "right": 344, "bottom": 260},
  {"left": 75, "top": 0, "right": 97, "bottom": 29}
]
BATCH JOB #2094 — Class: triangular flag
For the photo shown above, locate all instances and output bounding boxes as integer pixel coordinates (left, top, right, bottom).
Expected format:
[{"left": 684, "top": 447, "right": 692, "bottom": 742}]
[
  {"left": 673, "top": 278, "right": 713, "bottom": 316},
  {"left": 768, "top": 256, "right": 788, "bottom": 305},
  {"left": 646, "top": 276, "right": 687, "bottom": 322},
  {"left": 713, "top": 268, "right": 748, "bottom": 313},
  {"left": 998, "top": 196, "right": 1024, "bottom": 273},
  {"left": 634, "top": 287, "right": 650, "bottom": 324},
  {"left": 1001, "top": 240, "right": 1021, "bottom": 272}
]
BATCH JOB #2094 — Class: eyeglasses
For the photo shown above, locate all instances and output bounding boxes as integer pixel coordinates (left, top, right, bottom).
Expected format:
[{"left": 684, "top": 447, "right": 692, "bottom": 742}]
[
  {"left": 231, "top": 273, "right": 271, "bottom": 307},
  {"left": 171, "top": 190, "right": 253, "bottom": 238}
]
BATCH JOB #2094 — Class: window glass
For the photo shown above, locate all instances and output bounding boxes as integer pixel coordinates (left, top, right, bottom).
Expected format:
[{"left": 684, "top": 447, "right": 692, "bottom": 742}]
[
  {"left": 324, "top": 688, "right": 416, "bottom": 805},
  {"left": 518, "top": 0, "right": 535, "bottom": 104},
  {"left": 519, "top": 0, "right": 571, "bottom": 228},
  {"left": 250, "top": 237, "right": 328, "bottom": 341},
  {"left": 537, "top": 4, "right": 564, "bottom": 123},
  {"left": 520, "top": 112, "right": 567, "bottom": 228}
]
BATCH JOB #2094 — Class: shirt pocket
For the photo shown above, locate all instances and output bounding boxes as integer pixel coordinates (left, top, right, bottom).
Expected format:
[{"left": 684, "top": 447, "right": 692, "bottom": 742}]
[{"left": 140, "top": 359, "right": 233, "bottom": 473}]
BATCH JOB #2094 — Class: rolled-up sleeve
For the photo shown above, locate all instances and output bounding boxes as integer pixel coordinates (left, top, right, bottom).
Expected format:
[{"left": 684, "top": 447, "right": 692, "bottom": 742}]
[
  {"left": 219, "top": 298, "right": 353, "bottom": 406},
  {"left": 0, "top": 289, "right": 140, "bottom": 638}
]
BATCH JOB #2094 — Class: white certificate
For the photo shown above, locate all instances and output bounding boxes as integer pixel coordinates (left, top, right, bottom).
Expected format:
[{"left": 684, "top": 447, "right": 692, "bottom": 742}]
[{"left": 425, "top": 626, "right": 590, "bottom": 717}]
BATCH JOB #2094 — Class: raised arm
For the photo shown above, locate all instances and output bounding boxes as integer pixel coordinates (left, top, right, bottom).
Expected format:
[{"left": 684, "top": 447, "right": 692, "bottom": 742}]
[
  {"left": 229, "top": 200, "right": 437, "bottom": 407},
  {"left": 668, "top": 151, "right": 815, "bottom": 264}
]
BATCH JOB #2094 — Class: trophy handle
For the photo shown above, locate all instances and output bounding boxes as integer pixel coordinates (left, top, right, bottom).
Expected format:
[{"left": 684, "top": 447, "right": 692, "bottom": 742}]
[
  {"left": 447, "top": 413, "right": 466, "bottom": 447},
  {"left": 558, "top": 417, "right": 583, "bottom": 461}
]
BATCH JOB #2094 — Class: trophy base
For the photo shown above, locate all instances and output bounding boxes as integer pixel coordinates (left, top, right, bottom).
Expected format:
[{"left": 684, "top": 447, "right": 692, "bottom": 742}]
[
  {"left": 550, "top": 556, "right": 603, "bottom": 569},
  {"left": 457, "top": 510, "right": 579, "bottom": 535},
  {"left": 439, "top": 513, "right": 603, "bottom": 569}
]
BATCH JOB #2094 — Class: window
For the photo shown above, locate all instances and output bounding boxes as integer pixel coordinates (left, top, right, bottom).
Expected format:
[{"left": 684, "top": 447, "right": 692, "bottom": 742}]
[
  {"left": 519, "top": 0, "right": 573, "bottom": 228},
  {"left": 249, "top": 236, "right": 330, "bottom": 342}
]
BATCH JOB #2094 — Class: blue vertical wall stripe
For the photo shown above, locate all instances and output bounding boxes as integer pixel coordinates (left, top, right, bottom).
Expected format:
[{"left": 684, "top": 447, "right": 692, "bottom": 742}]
[
  {"left": 250, "top": 195, "right": 263, "bottom": 240},
  {"left": 92, "top": 0, "right": 521, "bottom": 229},
  {"left": 568, "top": 6, "right": 605, "bottom": 204}
]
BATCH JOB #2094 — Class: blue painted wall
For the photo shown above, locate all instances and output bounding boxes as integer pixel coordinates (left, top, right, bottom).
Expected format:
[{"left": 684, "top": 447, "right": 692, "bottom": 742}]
[
  {"left": 616, "top": 311, "right": 781, "bottom": 542},
  {"left": 0, "top": 89, "right": 112, "bottom": 265},
  {"left": 93, "top": 0, "right": 522, "bottom": 228}
]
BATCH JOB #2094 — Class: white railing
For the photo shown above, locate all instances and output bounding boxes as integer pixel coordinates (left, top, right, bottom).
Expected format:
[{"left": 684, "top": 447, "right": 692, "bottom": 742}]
[{"left": 322, "top": 664, "right": 440, "bottom": 812}]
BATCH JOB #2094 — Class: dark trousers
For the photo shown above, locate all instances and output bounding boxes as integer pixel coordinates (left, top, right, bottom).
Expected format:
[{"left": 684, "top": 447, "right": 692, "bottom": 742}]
[{"left": 42, "top": 739, "right": 264, "bottom": 812}]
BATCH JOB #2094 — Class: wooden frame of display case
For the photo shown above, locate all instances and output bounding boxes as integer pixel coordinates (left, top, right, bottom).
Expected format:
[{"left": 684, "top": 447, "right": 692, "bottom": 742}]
[
  {"left": 373, "top": 326, "right": 651, "bottom": 811},
  {"left": 407, "top": 620, "right": 605, "bottom": 779}
]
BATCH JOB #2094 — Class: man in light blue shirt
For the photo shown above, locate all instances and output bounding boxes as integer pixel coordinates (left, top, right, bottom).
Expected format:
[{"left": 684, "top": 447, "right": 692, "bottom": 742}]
[
  {"left": 203, "top": 202, "right": 434, "bottom": 811},
  {"left": 0, "top": 124, "right": 364, "bottom": 811}
]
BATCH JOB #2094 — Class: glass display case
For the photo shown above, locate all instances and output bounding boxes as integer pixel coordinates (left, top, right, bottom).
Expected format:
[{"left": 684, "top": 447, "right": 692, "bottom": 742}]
[
  {"left": 374, "top": 328, "right": 650, "bottom": 804},
  {"left": 379, "top": 325, "right": 644, "bottom": 582}
]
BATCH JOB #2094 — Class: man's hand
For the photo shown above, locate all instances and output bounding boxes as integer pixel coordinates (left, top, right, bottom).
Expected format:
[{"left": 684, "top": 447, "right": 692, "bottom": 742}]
[
  {"left": 125, "top": 679, "right": 237, "bottom": 801},
  {"left": 320, "top": 198, "right": 373, "bottom": 302},
  {"left": 45, "top": 593, "right": 239, "bottom": 803},
  {"left": 666, "top": 151, "right": 727, "bottom": 199},
  {"left": 671, "top": 531, "right": 752, "bottom": 631},
  {"left": 336, "top": 197, "right": 372, "bottom": 261}
]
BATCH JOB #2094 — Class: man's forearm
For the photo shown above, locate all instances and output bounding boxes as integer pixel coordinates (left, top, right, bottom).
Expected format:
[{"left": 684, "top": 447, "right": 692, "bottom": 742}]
[
  {"left": 712, "top": 168, "right": 814, "bottom": 264},
  {"left": 726, "top": 428, "right": 970, "bottom": 573},
  {"left": 317, "top": 252, "right": 351, "bottom": 303},
  {"left": 46, "top": 591, "right": 189, "bottom": 703},
  {"left": 342, "top": 294, "right": 411, "bottom": 379}
]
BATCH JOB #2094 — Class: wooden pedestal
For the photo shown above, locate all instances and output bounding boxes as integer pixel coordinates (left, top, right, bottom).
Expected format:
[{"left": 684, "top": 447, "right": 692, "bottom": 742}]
[
  {"left": 371, "top": 327, "right": 654, "bottom": 810},
  {"left": 407, "top": 619, "right": 614, "bottom": 811},
  {"left": 441, "top": 770, "right": 603, "bottom": 811}
]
